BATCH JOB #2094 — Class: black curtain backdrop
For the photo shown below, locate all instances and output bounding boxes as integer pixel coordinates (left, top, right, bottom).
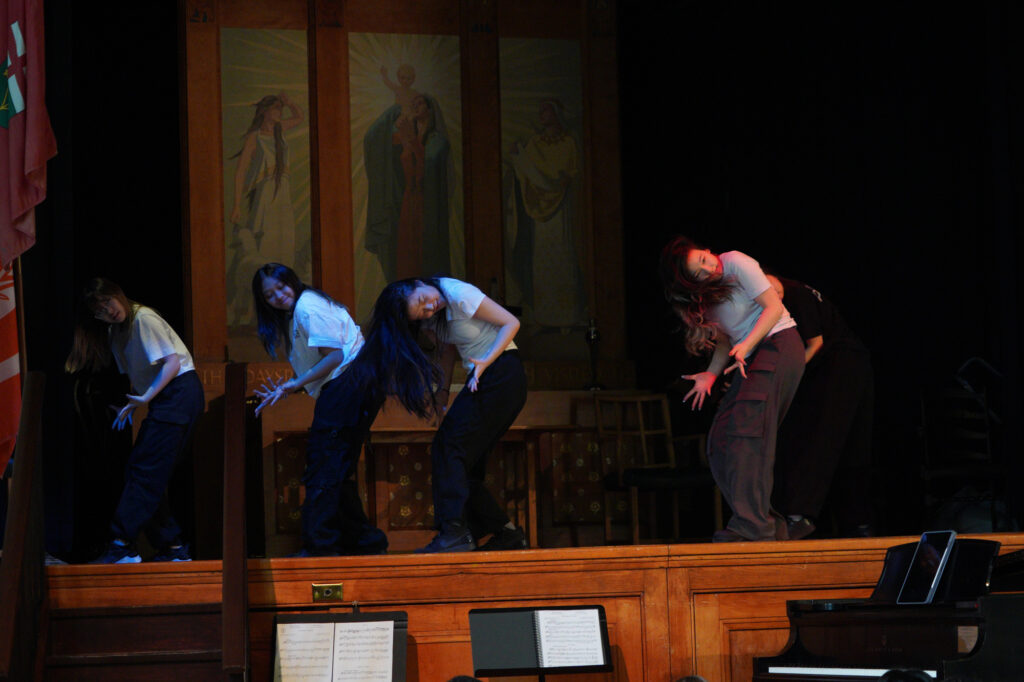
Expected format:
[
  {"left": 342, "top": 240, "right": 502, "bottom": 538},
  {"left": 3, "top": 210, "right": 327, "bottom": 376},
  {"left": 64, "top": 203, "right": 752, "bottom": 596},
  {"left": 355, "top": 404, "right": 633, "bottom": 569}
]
[
  {"left": 619, "top": 1, "right": 1023, "bottom": 533},
  {"left": 21, "top": 1, "right": 1022, "bottom": 554},
  {"left": 24, "top": 0, "right": 182, "bottom": 555}
]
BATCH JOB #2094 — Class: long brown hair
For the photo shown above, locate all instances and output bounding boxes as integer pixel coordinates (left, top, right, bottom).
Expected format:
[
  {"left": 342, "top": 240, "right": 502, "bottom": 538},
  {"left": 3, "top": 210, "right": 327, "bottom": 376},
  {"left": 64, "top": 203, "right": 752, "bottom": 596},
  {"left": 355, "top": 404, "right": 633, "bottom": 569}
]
[
  {"left": 65, "top": 278, "right": 138, "bottom": 373},
  {"left": 658, "top": 236, "right": 735, "bottom": 356},
  {"left": 230, "top": 95, "right": 287, "bottom": 200}
]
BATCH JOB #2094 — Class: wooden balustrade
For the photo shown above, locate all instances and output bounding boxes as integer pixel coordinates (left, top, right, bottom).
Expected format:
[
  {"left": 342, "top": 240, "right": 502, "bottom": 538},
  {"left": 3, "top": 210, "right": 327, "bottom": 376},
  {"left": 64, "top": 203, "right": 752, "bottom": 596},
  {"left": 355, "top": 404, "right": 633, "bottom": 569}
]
[
  {"left": 0, "top": 372, "right": 46, "bottom": 681},
  {"left": 45, "top": 534, "right": 1024, "bottom": 681},
  {"left": 222, "top": 363, "right": 249, "bottom": 679}
]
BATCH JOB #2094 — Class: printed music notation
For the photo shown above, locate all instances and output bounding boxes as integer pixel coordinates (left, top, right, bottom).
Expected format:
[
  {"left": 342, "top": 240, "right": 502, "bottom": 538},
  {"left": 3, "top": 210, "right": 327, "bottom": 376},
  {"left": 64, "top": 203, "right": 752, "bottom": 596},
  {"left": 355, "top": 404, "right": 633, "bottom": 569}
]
[{"left": 274, "top": 620, "right": 394, "bottom": 682}]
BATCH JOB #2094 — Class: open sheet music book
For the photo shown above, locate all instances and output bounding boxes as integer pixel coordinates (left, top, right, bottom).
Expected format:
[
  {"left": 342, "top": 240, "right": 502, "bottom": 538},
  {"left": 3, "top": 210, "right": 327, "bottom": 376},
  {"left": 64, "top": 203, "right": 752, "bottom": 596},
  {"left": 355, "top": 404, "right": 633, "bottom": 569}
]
[
  {"left": 274, "top": 620, "right": 394, "bottom": 682},
  {"left": 534, "top": 608, "right": 606, "bottom": 668},
  {"left": 469, "top": 605, "right": 612, "bottom": 676}
]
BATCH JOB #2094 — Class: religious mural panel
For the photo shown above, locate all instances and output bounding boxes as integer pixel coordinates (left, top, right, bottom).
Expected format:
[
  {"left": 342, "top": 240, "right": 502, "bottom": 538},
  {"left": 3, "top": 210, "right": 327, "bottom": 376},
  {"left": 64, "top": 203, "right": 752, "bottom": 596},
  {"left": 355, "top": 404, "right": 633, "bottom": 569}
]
[
  {"left": 348, "top": 32, "right": 465, "bottom": 322},
  {"left": 500, "top": 38, "right": 588, "bottom": 362},
  {"left": 220, "top": 29, "right": 312, "bottom": 361}
]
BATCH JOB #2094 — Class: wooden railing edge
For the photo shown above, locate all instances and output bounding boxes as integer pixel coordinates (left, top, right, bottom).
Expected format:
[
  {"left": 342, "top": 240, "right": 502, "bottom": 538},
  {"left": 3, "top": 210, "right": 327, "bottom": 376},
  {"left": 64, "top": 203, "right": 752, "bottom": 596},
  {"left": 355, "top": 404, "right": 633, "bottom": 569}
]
[
  {"left": 0, "top": 372, "right": 46, "bottom": 682},
  {"left": 222, "top": 363, "right": 249, "bottom": 677}
]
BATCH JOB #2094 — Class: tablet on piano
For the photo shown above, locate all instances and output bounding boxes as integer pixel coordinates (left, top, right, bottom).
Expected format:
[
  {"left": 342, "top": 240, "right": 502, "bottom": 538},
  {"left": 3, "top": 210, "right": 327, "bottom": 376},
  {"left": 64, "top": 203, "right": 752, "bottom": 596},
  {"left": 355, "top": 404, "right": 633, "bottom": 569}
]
[{"left": 896, "top": 530, "right": 957, "bottom": 605}]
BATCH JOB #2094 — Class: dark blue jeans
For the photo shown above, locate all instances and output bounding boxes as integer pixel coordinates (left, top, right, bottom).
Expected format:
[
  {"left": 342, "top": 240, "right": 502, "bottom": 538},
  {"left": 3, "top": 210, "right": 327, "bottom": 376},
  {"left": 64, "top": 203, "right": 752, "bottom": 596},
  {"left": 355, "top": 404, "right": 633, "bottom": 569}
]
[
  {"left": 302, "top": 370, "right": 387, "bottom": 554},
  {"left": 111, "top": 370, "right": 204, "bottom": 549},
  {"left": 431, "top": 351, "right": 527, "bottom": 538}
]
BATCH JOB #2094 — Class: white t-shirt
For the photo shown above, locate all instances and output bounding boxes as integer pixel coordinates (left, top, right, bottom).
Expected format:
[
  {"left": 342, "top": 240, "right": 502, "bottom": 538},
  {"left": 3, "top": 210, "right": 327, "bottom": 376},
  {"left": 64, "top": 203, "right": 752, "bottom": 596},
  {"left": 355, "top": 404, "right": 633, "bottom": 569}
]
[
  {"left": 288, "top": 290, "right": 364, "bottom": 398},
  {"left": 112, "top": 305, "right": 195, "bottom": 392},
  {"left": 428, "top": 278, "right": 517, "bottom": 372},
  {"left": 711, "top": 251, "right": 796, "bottom": 354}
]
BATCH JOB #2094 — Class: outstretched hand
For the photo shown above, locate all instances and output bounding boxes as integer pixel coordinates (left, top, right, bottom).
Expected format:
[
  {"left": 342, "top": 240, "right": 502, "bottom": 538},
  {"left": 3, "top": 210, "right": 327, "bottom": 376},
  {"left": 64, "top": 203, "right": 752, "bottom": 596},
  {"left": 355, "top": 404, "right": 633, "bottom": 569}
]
[
  {"left": 681, "top": 371, "right": 717, "bottom": 410},
  {"left": 254, "top": 377, "right": 292, "bottom": 416},
  {"left": 111, "top": 394, "right": 147, "bottom": 431}
]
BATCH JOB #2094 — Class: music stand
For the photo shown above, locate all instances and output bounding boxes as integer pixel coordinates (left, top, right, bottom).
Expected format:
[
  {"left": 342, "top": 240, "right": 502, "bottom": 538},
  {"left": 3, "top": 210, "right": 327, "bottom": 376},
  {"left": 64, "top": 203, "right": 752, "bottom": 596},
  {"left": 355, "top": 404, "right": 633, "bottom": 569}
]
[
  {"left": 273, "top": 611, "right": 408, "bottom": 681},
  {"left": 468, "top": 605, "right": 613, "bottom": 680}
]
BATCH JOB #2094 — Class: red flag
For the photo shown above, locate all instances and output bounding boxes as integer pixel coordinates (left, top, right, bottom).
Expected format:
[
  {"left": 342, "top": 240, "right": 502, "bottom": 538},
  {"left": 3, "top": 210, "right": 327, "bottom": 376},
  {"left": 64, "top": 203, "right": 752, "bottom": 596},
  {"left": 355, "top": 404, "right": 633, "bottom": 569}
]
[
  {"left": 1, "top": 0, "right": 57, "bottom": 266},
  {"left": 0, "top": 263, "right": 18, "bottom": 472}
]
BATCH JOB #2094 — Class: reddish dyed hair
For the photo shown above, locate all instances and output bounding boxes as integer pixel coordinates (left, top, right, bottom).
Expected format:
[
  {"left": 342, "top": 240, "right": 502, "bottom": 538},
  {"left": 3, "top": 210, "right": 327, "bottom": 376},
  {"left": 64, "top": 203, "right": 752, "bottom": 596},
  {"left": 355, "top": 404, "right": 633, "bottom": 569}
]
[{"left": 657, "top": 236, "right": 734, "bottom": 356}]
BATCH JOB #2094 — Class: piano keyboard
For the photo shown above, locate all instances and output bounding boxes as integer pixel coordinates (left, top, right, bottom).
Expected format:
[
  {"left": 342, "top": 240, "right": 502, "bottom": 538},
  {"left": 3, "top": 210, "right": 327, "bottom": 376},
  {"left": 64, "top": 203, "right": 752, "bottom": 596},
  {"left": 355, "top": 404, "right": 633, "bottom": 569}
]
[{"left": 767, "top": 667, "right": 937, "bottom": 678}]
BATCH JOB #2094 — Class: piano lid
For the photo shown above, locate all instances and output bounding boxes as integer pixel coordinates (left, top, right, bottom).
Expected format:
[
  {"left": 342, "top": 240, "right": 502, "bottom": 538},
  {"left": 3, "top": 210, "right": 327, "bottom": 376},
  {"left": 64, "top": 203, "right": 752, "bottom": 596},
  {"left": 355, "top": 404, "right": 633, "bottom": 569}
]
[{"left": 754, "top": 539, "right": 1010, "bottom": 681}]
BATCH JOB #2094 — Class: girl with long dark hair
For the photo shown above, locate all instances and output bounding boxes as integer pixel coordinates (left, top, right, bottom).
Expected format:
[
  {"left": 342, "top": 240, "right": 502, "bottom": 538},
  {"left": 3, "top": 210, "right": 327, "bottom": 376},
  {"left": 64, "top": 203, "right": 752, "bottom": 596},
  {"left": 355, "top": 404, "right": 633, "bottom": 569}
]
[
  {"left": 66, "top": 278, "right": 204, "bottom": 563},
  {"left": 251, "top": 263, "right": 387, "bottom": 556},
  {"left": 349, "top": 276, "right": 527, "bottom": 553},
  {"left": 659, "top": 236, "right": 804, "bottom": 542}
]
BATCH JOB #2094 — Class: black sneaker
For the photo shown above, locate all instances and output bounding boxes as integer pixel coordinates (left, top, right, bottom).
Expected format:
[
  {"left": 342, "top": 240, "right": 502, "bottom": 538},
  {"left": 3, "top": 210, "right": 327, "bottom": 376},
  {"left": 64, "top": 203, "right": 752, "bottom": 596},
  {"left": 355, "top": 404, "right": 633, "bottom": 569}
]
[
  {"left": 711, "top": 529, "right": 750, "bottom": 543},
  {"left": 476, "top": 525, "right": 527, "bottom": 551},
  {"left": 91, "top": 540, "right": 141, "bottom": 564},
  {"left": 415, "top": 522, "right": 475, "bottom": 553},
  {"left": 151, "top": 543, "right": 192, "bottom": 562},
  {"left": 786, "top": 517, "right": 817, "bottom": 540},
  {"left": 340, "top": 527, "right": 389, "bottom": 555}
]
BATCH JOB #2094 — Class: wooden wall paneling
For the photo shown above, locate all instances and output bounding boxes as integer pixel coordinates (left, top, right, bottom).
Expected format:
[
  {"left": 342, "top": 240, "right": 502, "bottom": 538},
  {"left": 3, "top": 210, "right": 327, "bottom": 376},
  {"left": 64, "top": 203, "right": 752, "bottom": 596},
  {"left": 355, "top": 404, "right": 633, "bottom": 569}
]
[
  {"left": 497, "top": 0, "right": 581, "bottom": 38},
  {"left": 345, "top": 0, "right": 460, "bottom": 34},
  {"left": 183, "top": 2, "right": 227, "bottom": 362},
  {"left": 461, "top": 0, "right": 502, "bottom": 289},
  {"left": 45, "top": 536, "right": 1024, "bottom": 679},
  {"left": 222, "top": 363, "right": 249, "bottom": 674},
  {"left": 672, "top": 539, "right": 910, "bottom": 681},
  {"left": 219, "top": 0, "right": 308, "bottom": 28},
  {"left": 247, "top": 611, "right": 275, "bottom": 682},
  {"left": 242, "top": 548, "right": 670, "bottom": 680},
  {"left": 668, "top": 558, "right": 698, "bottom": 677},
  {"left": 635, "top": 561, "right": 673, "bottom": 681},
  {"left": 313, "top": 1, "right": 352, "bottom": 303},
  {"left": 45, "top": 563, "right": 225, "bottom": 611},
  {"left": 693, "top": 592, "right": 724, "bottom": 681},
  {"left": 728, "top": 627, "right": 792, "bottom": 682},
  {"left": 692, "top": 587, "right": 868, "bottom": 682}
]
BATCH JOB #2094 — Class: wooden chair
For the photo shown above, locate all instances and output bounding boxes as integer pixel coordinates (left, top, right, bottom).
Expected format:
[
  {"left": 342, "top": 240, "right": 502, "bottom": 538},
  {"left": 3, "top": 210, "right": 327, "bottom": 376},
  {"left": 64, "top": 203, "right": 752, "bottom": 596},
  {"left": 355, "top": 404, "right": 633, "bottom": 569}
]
[
  {"left": 919, "top": 387, "right": 1006, "bottom": 531},
  {"left": 593, "top": 393, "right": 721, "bottom": 544}
]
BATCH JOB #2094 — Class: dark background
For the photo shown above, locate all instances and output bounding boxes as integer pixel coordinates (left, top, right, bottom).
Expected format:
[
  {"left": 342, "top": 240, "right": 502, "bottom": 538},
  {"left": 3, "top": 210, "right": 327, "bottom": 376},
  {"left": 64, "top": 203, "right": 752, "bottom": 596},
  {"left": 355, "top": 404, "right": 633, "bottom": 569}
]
[
  {"left": 22, "top": 1, "right": 1023, "bottom": 555},
  {"left": 616, "top": 1, "right": 1023, "bottom": 536}
]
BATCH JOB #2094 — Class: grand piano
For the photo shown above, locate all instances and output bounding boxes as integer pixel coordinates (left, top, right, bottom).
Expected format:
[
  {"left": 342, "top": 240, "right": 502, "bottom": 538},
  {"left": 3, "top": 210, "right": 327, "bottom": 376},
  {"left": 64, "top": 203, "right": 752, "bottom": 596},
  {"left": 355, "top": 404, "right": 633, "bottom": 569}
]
[{"left": 754, "top": 538, "right": 1024, "bottom": 681}]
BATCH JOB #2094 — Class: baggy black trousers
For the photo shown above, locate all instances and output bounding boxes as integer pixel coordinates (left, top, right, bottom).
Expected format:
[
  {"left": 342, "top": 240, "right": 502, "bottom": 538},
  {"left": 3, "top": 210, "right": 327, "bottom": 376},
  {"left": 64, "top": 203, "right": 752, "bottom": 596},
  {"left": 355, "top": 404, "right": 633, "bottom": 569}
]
[{"left": 707, "top": 328, "right": 804, "bottom": 540}]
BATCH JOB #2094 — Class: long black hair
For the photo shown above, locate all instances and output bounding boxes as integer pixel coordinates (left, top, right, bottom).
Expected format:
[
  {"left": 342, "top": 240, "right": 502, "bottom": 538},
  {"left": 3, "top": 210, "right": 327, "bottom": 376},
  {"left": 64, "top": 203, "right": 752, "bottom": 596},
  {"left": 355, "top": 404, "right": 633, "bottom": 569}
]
[
  {"left": 251, "top": 263, "right": 336, "bottom": 359},
  {"left": 65, "top": 278, "right": 139, "bottom": 373},
  {"left": 346, "top": 277, "right": 449, "bottom": 419}
]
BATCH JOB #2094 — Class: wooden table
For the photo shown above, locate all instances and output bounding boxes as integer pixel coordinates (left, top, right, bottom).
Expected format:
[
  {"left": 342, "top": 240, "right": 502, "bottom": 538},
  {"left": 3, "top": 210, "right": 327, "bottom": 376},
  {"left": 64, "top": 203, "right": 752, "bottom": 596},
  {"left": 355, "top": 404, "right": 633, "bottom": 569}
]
[
  {"left": 364, "top": 390, "right": 603, "bottom": 551},
  {"left": 258, "top": 390, "right": 610, "bottom": 554}
]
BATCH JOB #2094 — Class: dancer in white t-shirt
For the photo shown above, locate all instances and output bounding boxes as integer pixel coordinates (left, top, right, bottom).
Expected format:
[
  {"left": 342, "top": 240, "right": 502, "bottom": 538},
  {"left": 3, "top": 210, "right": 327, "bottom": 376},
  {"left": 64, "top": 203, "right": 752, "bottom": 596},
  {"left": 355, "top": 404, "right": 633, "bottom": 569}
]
[
  {"left": 349, "top": 276, "right": 528, "bottom": 553},
  {"left": 659, "top": 236, "right": 805, "bottom": 542},
  {"left": 67, "top": 278, "right": 204, "bottom": 563},
  {"left": 251, "top": 263, "right": 387, "bottom": 556}
]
